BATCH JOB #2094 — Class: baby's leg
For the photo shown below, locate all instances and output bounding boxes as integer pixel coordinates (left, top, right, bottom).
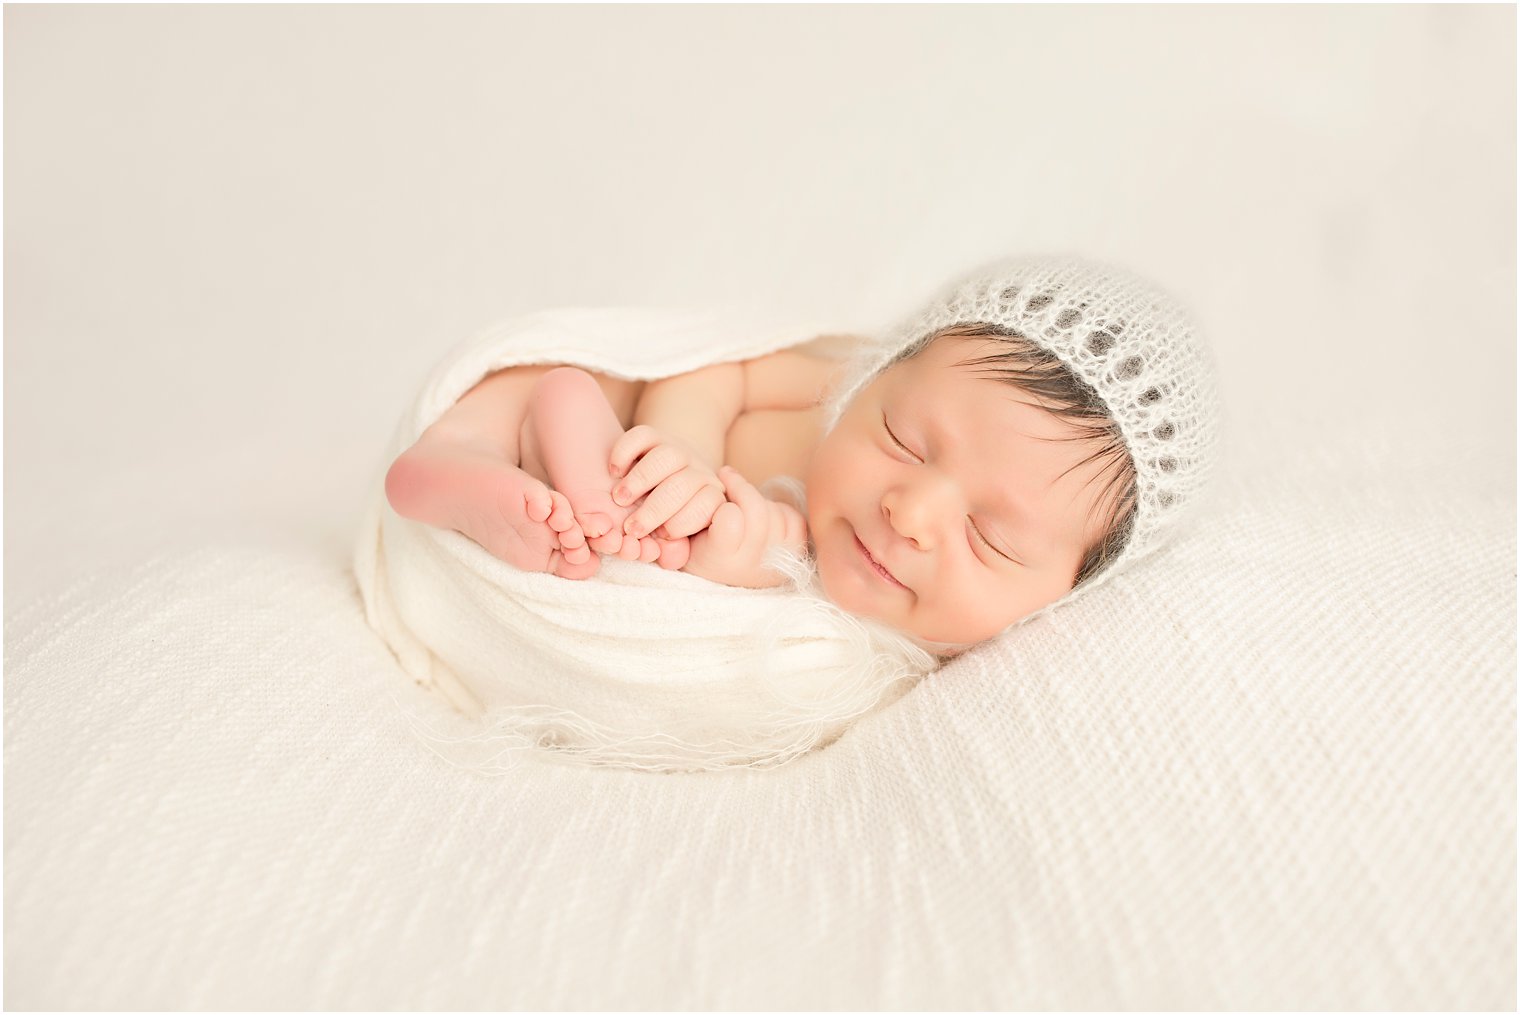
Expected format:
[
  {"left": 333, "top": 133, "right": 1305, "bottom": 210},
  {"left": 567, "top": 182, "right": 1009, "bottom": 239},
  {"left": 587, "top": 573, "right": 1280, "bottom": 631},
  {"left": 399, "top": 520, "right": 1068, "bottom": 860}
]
[
  {"left": 384, "top": 365, "right": 599, "bottom": 580},
  {"left": 521, "top": 367, "right": 687, "bottom": 566}
]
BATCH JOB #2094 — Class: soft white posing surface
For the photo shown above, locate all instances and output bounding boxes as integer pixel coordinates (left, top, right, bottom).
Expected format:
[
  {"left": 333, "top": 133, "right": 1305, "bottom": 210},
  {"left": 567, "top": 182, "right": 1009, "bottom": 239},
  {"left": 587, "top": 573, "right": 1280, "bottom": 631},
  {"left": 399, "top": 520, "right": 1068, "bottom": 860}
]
[{"left": 6, "top": 412, "right": 1513, "bottom": 1007}]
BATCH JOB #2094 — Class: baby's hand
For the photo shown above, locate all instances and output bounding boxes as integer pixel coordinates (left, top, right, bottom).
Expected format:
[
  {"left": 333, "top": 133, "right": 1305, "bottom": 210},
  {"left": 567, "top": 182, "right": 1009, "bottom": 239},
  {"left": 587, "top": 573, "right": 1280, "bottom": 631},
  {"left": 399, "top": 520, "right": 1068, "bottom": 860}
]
[
  {"left": 608, "top": 425, "right": 727, "bottom": 541},
  {"left": 682, "top": 467, "right": 808, "bottom": 589}
]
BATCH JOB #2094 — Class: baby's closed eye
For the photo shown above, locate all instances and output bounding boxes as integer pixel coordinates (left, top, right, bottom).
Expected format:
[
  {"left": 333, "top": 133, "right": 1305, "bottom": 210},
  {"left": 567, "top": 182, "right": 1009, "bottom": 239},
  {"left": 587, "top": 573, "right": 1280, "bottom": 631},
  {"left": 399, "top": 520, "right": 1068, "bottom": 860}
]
[
  {"left": 882, "top": 414, "right": 920, "bottom": 461},
  {"left": 968, "top": 518, "right": 1018, "bottom": 564}
]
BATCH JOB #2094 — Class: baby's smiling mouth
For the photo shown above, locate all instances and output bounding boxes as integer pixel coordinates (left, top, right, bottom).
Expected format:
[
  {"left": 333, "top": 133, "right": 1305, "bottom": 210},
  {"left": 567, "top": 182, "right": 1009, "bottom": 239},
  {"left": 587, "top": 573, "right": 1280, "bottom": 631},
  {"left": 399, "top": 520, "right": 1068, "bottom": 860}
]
[{"left": 854, "top": 531, "right": 908, "bottom": 590}]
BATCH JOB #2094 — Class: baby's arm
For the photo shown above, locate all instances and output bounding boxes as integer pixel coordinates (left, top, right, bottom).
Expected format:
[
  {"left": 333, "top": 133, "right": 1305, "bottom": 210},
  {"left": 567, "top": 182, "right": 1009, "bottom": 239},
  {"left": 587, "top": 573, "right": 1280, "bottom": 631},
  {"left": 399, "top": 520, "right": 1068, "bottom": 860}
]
[
  {"left": 682, "top": 467, "right": 808, "bottom": 590},
  {"left": 628, "top": 362, "right": 742, "bottom": 472},
  {"left": 607, "top": 347, "right": 839, "bottom": 560}
]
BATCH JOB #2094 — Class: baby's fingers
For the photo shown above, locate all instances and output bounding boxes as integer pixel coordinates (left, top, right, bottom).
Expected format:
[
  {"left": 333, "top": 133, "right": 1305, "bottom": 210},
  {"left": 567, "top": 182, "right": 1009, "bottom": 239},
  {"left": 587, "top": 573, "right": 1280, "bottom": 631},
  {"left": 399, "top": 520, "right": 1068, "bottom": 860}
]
[
  {"left": 717, "top": 467, "right": 771, "bottom": 555},
  {"left": 718, "top": 466, "right": 766, "bottom": 518},
  {"left": 607, "top": 425, "right": 661, "bottom": 481},
  {"left": 624, "top": 466, "right": 717, "bottom": 538},
  {"left": 706, "top": 501, "right": 746, "bottom": 552},
  {"left": 613, "top": 444, "right": 689, "bottom": 509},
  {"left": 653, "top": 483, "right": 727, "bottom": 539}
]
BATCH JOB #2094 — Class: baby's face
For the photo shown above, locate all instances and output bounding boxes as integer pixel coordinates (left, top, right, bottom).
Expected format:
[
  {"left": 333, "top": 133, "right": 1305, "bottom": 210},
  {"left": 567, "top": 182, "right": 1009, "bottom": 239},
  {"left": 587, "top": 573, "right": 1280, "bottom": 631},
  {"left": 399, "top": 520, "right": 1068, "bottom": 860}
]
[{"left": 805, "top": 335, "right": 1119, "bottom": 651}]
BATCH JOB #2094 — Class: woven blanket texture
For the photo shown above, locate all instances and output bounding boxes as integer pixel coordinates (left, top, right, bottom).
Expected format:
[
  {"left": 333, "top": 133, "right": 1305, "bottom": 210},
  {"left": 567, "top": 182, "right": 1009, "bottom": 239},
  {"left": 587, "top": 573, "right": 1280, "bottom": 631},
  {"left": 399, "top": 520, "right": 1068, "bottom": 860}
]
[{"left": 5, "top": 401, "right": 1513, "bottom": 1010}]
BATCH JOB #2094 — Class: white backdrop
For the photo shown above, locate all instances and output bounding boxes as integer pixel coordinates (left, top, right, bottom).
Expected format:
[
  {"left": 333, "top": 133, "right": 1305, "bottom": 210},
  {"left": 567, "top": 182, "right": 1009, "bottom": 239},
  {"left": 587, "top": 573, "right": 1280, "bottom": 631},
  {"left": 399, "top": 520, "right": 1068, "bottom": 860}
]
[
  {"left": 4, "top": 8, "right": 1516, "bottom": 1010},
  {"left": 5, "top": 4, "right": 1513, "bottom": 609}
]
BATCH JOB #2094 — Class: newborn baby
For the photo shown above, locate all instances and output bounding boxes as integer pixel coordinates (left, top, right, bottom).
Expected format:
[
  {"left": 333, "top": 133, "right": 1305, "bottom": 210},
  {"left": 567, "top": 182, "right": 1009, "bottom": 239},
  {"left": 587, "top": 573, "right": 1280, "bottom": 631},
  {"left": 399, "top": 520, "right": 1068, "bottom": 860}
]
[{"left": 383, "top": 257, "right": 1215, "bottom": 656}]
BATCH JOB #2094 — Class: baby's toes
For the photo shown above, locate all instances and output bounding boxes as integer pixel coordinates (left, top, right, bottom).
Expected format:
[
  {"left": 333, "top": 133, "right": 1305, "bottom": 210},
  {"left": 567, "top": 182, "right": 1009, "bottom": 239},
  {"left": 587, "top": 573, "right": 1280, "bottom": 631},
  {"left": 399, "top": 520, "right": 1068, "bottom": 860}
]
[
  {"left": 576, "top": 511, "right": 614, "bottom": 540},
  {"left": 654, "top": 536, "right": 690, "bottom": 571},
  {"left": 552, "top": 549, "right": 601, "bottom": 581},
  {"left": 586, "top": 531, "right": 623, "bottom": 555},
  {"left": 544, "top": 491, "right": 578, "bottom": 533},
  {"left": 636, "top": 536, "right": 661, "bottom": 564},
  {"left": 616, "top": 535, "right": 643, "bottom": 561},
  {"left": 523, "top": 482, "right": 554, "bottom": 524},
  {"left": 554, "top": 519, "right": 587, "bottom": 554}
]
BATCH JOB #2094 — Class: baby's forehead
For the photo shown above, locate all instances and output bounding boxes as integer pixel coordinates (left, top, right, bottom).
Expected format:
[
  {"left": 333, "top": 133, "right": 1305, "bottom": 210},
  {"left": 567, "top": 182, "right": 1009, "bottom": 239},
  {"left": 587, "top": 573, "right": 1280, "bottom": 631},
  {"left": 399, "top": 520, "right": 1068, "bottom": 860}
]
[{"left": 889, "top": 342, "right": 1076, "bottom": 432}]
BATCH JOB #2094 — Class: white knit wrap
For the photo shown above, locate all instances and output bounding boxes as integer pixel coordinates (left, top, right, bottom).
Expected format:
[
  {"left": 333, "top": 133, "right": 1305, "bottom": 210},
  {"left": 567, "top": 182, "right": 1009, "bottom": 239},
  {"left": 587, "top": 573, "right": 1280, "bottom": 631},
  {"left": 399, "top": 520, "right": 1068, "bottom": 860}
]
[
  {"left": 354, "top": 309, "right": 936, "bottom": 775},
  {"left": 825, "top": 255, "right": 1224, "bottom": 627}
]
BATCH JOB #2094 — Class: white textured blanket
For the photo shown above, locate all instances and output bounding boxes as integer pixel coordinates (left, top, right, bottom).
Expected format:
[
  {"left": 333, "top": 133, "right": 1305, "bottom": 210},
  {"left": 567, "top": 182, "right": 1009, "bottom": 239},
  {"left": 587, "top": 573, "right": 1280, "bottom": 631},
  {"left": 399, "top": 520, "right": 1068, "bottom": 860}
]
[
  {"left": 354, "top": 308, "right": 935, "bottom": 772},
  {"left": 7, "top": 414, "right": 1512, "bottom": 1008}
]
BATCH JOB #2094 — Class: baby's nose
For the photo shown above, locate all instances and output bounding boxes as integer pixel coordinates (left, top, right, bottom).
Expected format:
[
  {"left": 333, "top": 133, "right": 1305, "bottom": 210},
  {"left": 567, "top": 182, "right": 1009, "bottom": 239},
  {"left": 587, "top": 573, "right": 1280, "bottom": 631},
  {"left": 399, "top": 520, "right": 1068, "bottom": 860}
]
[{"left": 882, "top": 477, "right": 956, "bottom": 548}]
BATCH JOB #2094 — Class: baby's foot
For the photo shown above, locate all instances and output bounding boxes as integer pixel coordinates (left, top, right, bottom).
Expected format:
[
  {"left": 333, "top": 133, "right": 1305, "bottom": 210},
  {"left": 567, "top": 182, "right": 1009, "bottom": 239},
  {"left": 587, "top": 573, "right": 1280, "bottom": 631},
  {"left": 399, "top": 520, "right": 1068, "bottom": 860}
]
[
  {"left": 523, "top": 367, "right": 692, "bottom": 569},
  {"left": 384, "top": 442, "right": 600, "bottom": 580},
  {"left": 525, "top": 367, "right": 644, "bottom": 557}
]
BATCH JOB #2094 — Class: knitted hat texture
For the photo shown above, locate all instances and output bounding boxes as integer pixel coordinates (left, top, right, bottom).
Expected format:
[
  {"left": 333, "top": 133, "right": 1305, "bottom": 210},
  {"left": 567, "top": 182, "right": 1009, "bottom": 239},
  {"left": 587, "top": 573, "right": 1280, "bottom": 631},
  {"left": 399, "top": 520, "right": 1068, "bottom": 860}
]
[{"left": 823, "top": 255, "right": 1223, "bottom": 626}]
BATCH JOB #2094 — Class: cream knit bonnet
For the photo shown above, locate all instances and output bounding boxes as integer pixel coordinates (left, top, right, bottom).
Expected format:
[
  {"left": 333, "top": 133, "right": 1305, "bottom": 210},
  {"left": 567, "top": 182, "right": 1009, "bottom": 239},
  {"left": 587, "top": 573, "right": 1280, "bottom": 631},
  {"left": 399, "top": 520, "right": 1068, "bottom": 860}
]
[{"left": 822, "top": 255, "right": 1223, "bottom": 629}]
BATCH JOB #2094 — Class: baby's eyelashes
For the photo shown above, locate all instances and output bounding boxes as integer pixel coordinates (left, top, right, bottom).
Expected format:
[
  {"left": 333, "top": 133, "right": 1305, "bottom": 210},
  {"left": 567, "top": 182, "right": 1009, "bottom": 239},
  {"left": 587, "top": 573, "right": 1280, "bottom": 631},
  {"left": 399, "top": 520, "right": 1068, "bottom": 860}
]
[
  {"left": 967, "top": 517, "right": 1018, "bottom": 564},
  {"left": 882, "top": 414, "right": 920, "bottom": 461}
]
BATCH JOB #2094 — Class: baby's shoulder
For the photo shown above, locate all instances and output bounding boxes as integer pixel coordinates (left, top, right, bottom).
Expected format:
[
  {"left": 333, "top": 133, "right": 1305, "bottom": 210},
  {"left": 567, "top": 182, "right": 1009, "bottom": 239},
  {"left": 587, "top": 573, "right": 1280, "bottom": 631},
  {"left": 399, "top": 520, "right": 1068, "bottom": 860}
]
[{"left": 742, "top": 335, "right": 862, "bottom": 412}]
